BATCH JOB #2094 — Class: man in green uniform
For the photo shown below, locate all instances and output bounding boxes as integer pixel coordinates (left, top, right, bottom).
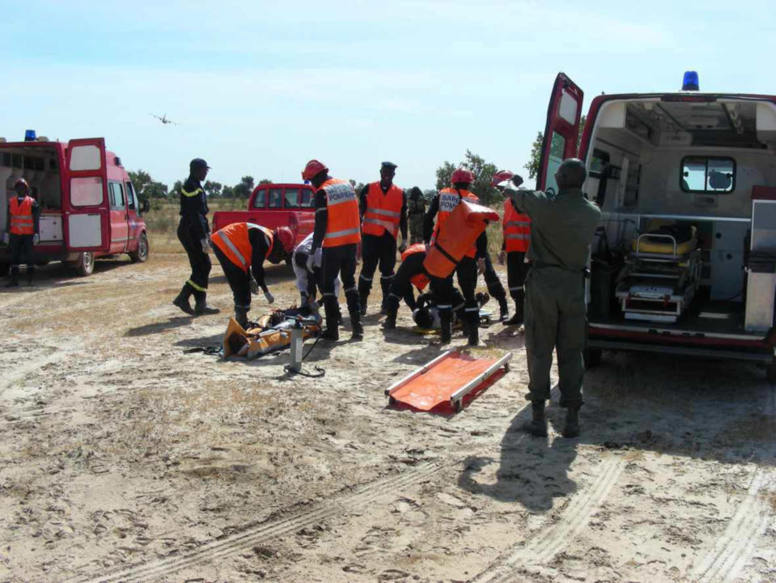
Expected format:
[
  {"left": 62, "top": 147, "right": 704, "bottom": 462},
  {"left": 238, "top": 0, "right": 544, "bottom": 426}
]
[
  {"left": 407, "top": 186, "right": 425, "bottom": 244},
  {"left": 499, "top": 159, "right": 600, "bottom": 438}
]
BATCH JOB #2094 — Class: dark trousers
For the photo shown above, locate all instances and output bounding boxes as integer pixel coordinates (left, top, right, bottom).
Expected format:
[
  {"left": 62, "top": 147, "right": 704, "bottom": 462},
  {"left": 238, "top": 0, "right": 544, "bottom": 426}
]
[
  {"left": 9, "top": 234, "right": 34, "bottom": 268},
  {"left": 507, "top": 251, "right": 529, "bottom": 300},
  {"left": 177, "top": 221, "right": 211, "bottom": 293},
  {"left": 322, "top": 243, "right": 360, "bottom": 317},
  {"left": 456, "top": 256, "right": 478, "bottom": 307},
  {"left": 385, "top": 253, "right": 425, "bottom": 313},
  {"left": 359, "top": 232, "right": 397, "bottom": 305},
  {"left": 214, "top": 245, "right": 251, "bottom": 309},
  {"left": 481, "top": 254, "right": 507, "bottom": 301}
]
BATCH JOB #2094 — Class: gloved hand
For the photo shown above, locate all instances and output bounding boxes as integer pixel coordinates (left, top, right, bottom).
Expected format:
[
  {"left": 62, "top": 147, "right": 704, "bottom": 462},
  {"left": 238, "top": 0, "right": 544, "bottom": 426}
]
[
  {"left": 2, "top": 232, "right": 9, "bottom": 245},
  {"left": 33, "top": 233, "right": 40, "bottom": 246},
  {"left": 249, "top": 277, "right": 259, "bottom": 295},
  {"left": 498, "top": 250, "right": 506, "bottom": 265},
  {"left": 264, "top": 289, "right": 275, "bottom": 304},
  {"left": 305, "top": 253, "right": 315, "bottom": 273},
  {"left": 313, "top": 247, "right": 322, "bottom": 268},
  {"left": 477, "top": 257, "right": 486, "bottom": 274},
  {"left": 398, "top": 242, "right": 407, "bottom": 253},
  {"left": 200, "top": 237, "right": 211, "bottom": 253}
]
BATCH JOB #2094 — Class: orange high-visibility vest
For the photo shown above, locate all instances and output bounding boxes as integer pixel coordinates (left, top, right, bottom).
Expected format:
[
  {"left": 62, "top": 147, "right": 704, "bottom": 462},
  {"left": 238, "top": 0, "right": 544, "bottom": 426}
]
[
  {"left": 401, "top": 242, "right": 429, "bottom": 291},
  {"left": 362, "top": 182, "right": 403, "bottom": 239},
  {"left": 320, "top": 178, "right": 361, "bottom": 248},
  {"left": 424, "top": 200, "right": 498, "bottom": 278},
  {"left": 432, "top": 188, "right": 479, "bottom": 258},
  {"left": 211, "top": 222, "right": 273, "bottom": 272},
  {"left": 9, "top": 196, "right": 34, "bottom": 235},
  {"left": 503, "top": 199, "right": 531, "bottom": 252}
]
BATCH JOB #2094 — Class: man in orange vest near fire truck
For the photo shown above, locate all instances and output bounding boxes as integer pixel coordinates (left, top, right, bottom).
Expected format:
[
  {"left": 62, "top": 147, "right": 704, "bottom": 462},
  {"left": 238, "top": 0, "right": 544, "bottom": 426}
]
[
  {"left": 357, "top": 161, "right": 408, "bottom": 315},
  {"left": 493, "top": 170, "right": 531, "bottom": 327},
  {"left": 210, "top": 222, "right": 295, "bottom": 328},
  {"left": 303, "top": 159, "right": 363, "bottom": 341},
  {"left": 3, "top": 178, "right": 40, "bottom": 287},
  {"left": 423, "top": 168, "right": 488, "bottom": 345}
]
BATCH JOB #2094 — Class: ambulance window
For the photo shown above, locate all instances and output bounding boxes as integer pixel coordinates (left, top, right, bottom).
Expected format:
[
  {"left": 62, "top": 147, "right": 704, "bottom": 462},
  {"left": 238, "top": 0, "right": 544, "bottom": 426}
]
[
  {"left": 300, "top": 189, "right": 313, "bottom": 208},
  {"left": 268, "top": 188, "right": 283, "bottom": 208},
  {"left": 545, "top": 132, "right": 566, "bottom": 194},
  {"left": 251, "top": 189, "right": 266, "bottom": 209},
  {"left": 284, "top": 189, "right": 300, "bottom": 208},
  {"left": 70, "top": 176, "right": 104, "bottom": 206},
  {"left": 125, "top": 182, "right": 136, "bottom": 210},
  {"left": 109, "top": 182, "right": 125, "bottom": 209},
  {"left": 681, "top": 157, "right": 735, "bottom": 193}
]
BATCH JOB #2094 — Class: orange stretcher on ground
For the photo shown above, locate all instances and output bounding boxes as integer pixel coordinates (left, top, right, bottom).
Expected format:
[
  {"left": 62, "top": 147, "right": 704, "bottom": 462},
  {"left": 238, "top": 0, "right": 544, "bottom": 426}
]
[{"left": 385, "top": 350, "right": 512, "bottom": 413}]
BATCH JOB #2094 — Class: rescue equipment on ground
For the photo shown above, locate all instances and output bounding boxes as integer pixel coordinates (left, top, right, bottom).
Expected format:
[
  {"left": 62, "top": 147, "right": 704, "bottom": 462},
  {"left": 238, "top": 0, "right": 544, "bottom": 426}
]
[
  {"left": 385, "top": 350, "right": 512, "bottom": 413},
  {"left": 223, "top": 307, "right": 322, "bottom": 359},
  {"left": 423, "top": 199, "right": 499, "bottom": 278}
]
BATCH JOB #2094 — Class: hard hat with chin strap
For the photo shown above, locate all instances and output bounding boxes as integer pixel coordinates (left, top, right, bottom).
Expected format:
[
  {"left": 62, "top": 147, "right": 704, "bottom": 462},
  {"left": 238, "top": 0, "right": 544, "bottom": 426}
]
[
  {"left": 302, "top": 160, "right": 329, "bottom": 182},
  {"left": 274, "top": 227, "right": 295, "bottom": 254},
  {"left": 451, "top": 168, "right": 475, "bottom": 185}
]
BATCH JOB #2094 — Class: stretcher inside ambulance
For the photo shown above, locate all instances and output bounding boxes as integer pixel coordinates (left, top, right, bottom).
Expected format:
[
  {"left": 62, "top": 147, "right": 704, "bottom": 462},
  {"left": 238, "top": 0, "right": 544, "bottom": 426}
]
[
  {"left": 0, "top": 135, "right": 148, "bottom": 276},
  {"left": 536, "top": 73, "right": 776, "bottom": 379}
]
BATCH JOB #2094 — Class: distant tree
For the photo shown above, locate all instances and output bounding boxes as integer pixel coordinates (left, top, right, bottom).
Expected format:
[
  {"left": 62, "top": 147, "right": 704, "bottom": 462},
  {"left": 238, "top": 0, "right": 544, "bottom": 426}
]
[
  {"left": 258, "top": 178, "right": 272, "bottom": 186},
  {"left": 221, "top": 185, "right": 235, "bottom": 199},
  {"left": 434, "top": 150, "right": 499, "bottom": 205},
  {"left": 204, "top": 180, "right": 222, "bottom": 198},
  {"left": 233, "top": 175, "right": 255, "bottom": 199},
  {"left": 525, "top": 115, "right": 586, "bottom": 180},
  {"left": 128, "top": 169, "right": 169, "bottom": 200}
]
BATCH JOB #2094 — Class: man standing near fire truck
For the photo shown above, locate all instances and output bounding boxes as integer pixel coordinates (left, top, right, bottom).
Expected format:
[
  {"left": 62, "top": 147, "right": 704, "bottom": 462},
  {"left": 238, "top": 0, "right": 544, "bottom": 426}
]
[{"left": 3, "top": 178, "right": 40, "bottom": 287}]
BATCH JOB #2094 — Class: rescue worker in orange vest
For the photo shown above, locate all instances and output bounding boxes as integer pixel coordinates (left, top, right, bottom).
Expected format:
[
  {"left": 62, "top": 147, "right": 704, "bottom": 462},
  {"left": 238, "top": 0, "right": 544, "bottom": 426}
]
[
  {"left": 173, "top": 158, "right": 219, "bottom": 316},
  {"left": 423, "top": 168, "right": 487, "bottom": 345},
  {"left": 3, "top": 178, "right": 40, "bottom": 287},
  {"left": 493, "top": 170, "right": 531, "bottom": 326},
  {"left": 357, "top": 161, "right": 408, "bottom": 315},
  {"left": 382, "top": 242, "right": 429, "bottom": 329},
  {"left": 211, "top": 222, "right": 295, "bottom": 328},
  {"left": 303, "top": 160, "right": 363, "bottom": 341}
]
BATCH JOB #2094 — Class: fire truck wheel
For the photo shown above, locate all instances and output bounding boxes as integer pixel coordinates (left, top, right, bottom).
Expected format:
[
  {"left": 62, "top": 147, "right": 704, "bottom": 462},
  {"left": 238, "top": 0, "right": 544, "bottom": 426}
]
[
  {"left": 766, "top": 361, "right": 776, "bottom": 384},
  {"left": 130, "top": 232, "right": 149, "bottom": 263},
  {"left": 72, "top": 252, "right": 95, "bottom": 276},
  {"left": 0, "top": 263, "right": 8, "bottom": 277},
  {"left": 583, "top": 347, "right": 602, "bottom": 369}
]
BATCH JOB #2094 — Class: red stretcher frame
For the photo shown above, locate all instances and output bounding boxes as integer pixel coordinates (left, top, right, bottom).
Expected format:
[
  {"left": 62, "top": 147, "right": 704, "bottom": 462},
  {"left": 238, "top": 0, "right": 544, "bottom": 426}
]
[{"left": 385, "top": 350, "right": 512, "bottom": 412}]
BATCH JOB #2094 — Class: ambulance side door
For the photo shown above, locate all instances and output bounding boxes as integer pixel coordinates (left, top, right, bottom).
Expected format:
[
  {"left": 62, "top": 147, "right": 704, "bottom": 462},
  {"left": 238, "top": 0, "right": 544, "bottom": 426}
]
[
  {"left": 537, "top": 73, "right": 584, "bottom": 193},
  {"left": 63, "top": 138, "right": 110, "bottom": 252}
]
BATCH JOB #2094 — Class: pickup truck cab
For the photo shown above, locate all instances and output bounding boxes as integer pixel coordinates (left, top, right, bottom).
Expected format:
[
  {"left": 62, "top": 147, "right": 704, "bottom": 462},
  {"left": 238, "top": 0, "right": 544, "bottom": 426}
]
[
  {"left": 535, "top": 72, "right": 776, "bottom": 379},
  {"left": 0, "top": 135, "right": 149, "bottom": 276},
  {"left": 211, "top": 182, "right": 316, "bottom": 258}
]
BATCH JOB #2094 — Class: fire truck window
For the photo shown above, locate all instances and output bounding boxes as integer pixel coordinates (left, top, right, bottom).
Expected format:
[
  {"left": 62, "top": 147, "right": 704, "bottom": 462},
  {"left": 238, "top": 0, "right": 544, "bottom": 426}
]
[
  {"left": 70, "top": 177, "right": 104, "bottom": 206},
  {"left": 125, "top": 182, "right": 136, "bottom": 210},
  {"left": 251, "top": 189, "right": 266, "bottom": 209},
  {"left": 268, "top": 189, "right": 283, "bottom": 208},
  {"left": 69, "top": 145, "right": 101, "bottom": 171},
  {"left": 681, "top": 157, "right": 735, "bottom": 193},
  {"left": 109, "top": 182, "right": 125, "bottom": 210},
  {"left": 300, "top": 190, "right": 313, "bottom": 208},
  {"left": 284, "top": 189, "right": 300, "bottom": 208},
  {"left": 545, "top": 131, "right": 566, "bottom": 195}
]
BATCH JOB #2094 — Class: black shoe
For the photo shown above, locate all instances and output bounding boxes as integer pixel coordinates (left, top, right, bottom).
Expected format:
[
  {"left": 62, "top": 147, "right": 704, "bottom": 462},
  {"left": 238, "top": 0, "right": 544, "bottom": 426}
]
[
  {"left": 562, "top": 408, "right": 580, "bottom": 438},
  {"left": 383, "top": 312, "right": 396, "bottom": 330},
  {"left": 498, "top": 299, "right": 509, "bottom": 321},
  {"left": 6, "top": 280, "right": 19, "bottom": 288},
  {"left": 173, "top": 295, "right": 194, "bottom": 315},
  {"left": 351, "top": 322, "right": 364, "bottom": 340},
  {"left": 195, "top": 303, "right": 220, "bottom": 316},
  {"left": 321, "top": 327, "right": 339, "bottom": 341},
  {"left": 525, "top": 402, "right": 548, "bottom": 437}
]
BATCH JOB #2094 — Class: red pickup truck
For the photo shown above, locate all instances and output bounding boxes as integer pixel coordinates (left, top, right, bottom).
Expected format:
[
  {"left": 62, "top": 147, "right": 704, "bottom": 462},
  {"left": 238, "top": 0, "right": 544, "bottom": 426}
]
[{"left": 211, "top": 183, "right": 316, "bottom": 259}]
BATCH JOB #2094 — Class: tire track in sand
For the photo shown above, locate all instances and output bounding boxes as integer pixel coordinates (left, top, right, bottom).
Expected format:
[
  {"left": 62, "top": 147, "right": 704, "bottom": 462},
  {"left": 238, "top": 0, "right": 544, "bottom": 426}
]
[{"left": 471, "top": 455, "right": 625, "bottom": 583}]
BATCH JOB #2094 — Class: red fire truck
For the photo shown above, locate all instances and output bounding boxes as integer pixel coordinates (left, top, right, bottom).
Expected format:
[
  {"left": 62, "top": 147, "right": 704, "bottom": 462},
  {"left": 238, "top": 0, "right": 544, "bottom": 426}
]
[
  {"left": 535, "top": 72, "right": 776, "bottom": 379},
  {"left": 0, "top": 134, "right": 149, "bottom": 276}
]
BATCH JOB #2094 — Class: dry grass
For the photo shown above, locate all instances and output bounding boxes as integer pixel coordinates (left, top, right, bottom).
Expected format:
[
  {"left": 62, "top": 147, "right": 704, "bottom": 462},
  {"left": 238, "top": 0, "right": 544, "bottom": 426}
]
[{"left": 143, "top": 199, "right": 247, "bottom": 252}]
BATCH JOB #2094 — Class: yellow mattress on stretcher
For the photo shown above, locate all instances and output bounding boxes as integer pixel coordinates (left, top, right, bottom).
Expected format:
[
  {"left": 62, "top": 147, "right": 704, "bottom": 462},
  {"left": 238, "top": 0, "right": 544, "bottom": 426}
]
[
  {"left": 223, "top": 312, "right": 321, "bottom": 359},
  {"left": 632, "top": 225, "right": 697, "bottom": 255}
]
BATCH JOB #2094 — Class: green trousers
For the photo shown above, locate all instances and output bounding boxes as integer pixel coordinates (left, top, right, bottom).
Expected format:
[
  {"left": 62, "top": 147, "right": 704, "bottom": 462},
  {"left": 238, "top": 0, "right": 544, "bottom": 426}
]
[{"left": 524, "top": 266, "right": 586, "bottom": 409}]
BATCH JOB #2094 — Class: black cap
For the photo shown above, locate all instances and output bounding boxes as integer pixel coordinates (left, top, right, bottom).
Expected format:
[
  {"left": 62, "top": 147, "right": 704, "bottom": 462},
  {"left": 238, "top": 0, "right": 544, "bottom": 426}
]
[
  {"left": 381, "top": 161, "right": 397, "bottom": 170},
  {"left": 189, "top": 158, "right": 211, "bottom": 170}
]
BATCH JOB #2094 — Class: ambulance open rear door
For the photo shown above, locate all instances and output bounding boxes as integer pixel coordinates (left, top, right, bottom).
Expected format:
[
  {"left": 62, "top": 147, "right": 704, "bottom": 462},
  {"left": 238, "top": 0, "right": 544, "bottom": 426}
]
[
  {"left": 537, "top": 73, "right": 584, "bottom": 192},
  {"left": 63, "top": 138, "right": 110, "bottom": 253}
]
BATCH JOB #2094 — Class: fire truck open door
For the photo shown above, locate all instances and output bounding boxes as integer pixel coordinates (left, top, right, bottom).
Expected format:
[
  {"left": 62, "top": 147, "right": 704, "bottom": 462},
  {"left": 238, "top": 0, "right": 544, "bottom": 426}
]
[
  {"left": 63, "top": 138, "right": 110, "bottom": 252},
  {"left": 537, "top": 73, "right": 584, "bottom": 193}
]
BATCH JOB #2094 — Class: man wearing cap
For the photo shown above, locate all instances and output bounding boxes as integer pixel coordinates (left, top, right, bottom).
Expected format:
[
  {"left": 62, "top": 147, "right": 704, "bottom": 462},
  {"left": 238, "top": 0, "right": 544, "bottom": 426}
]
[
  {"left": 499, "top": 159, "right": 601, "bottom": 438},
  {"left": 357, "top": 161, "right": 408, "bottom": 315},
  {"left": 172, "top": 158, "right": 219, "bottom": 316},
  {"left": 302, "top": 159, "right": 362, "bottom": 341},
  {"left": 3, "top": 178, "right": 40, "bottom": 286}
]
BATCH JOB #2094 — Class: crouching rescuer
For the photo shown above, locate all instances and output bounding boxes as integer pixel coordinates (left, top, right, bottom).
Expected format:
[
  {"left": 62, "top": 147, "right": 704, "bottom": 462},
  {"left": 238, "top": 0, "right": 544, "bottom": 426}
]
[
  {"left": 211, "top": 222, "right": 295, "bottom": 328},
  {"left": 303, "top": 159, "right": 363, "bottom": 341},
  {"left": 3, "top": 178, "right": 40, "bottom": 287}
]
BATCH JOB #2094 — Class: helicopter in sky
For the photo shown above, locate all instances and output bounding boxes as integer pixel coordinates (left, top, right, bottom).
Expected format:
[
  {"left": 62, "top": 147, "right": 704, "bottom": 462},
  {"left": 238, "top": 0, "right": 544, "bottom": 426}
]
[{"left": 150, "top": 113, "right": 178, "bottom": 125}]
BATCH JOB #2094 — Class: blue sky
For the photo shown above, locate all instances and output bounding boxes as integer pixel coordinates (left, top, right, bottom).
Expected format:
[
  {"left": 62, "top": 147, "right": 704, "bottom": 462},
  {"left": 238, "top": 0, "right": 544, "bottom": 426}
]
[{"left": 5, "top": 0, "right": 775, "bottom": 190}]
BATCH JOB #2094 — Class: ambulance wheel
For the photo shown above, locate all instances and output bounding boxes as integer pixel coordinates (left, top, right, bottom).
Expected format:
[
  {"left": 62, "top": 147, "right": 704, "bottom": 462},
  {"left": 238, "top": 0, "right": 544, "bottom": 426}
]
[
  {"left": 0, "top": 263, "right": 8, "bottom": 277},
  {"left": 766, "top": 361, "right": 776, "bottom": 384},
  {"left": 73, "top": 252, "right": 94, "bottom": 276},
  {"left": 130, "top": 232, "right": 149, "bottom": 263},
  {"left": 584, "top": 348, "right": 602, "bottom": 369}
]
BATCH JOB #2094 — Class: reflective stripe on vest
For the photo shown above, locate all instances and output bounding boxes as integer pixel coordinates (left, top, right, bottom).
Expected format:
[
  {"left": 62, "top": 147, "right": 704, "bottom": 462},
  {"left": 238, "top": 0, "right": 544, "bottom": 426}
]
[
  {"left": 321, "top": 179, "right": 361, "bottom": 247},
  {"left": 503, "top": 199, "right": 531, "bottom": 252},
  {"left": 211, "top": 222, "right": 273, "bottom": 272},
  {"left": 362, "top": 182, "right": 403, "bottom": 238},
  {"left": 401, "top": 242, "right": 429, "bottom": 291},
  {"left": 9, "top": 196, "right": 34, "bottom": 235},
  {"left": 432, "top": 188, "right": 479, "bottom": 258}
]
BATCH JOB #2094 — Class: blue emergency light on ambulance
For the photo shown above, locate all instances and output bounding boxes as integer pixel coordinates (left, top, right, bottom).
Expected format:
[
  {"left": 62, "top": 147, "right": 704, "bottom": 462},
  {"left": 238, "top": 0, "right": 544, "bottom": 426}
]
[
  {"left": 682, "top": 71, "right": 699, "bottom": 91},
  {"left": 24, "top": 129, "right": 36, "bottom": 142}
]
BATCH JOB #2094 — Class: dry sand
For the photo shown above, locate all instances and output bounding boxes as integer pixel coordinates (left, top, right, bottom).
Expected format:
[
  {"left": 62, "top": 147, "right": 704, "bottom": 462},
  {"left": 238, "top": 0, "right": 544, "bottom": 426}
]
[{"left": 0, "top": 251, "right": 774, "bottom": 583}]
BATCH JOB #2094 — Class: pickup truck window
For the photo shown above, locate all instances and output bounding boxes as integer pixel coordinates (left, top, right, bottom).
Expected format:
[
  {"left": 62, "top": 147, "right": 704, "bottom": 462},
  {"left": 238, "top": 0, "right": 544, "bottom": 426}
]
[
  {"left": 300, "top": 189, "right": 313, "bottom": 208},
  {"left": 268, "top": 188, "right": 283, "bottom": 209},
  {"left": 681, "top": 157, "right": 735, "bottom": 193},
  {"left": 71, "top": 176, "right": 104, "bottom": 206},
  {"left": 251, "top": 189, "right": 266, "bottom": 209},
  {"left": 109, "top": 182, "right": 125, "bottom": 209},
  {"left": 284, "top": 189, "right": 300, "bottom": 208}
]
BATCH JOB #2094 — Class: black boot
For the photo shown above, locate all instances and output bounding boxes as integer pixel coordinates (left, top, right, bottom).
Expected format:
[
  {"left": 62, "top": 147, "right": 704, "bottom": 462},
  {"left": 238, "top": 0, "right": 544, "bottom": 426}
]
[
  {"left": 563, "top": 407, "right": 580, "bottom": 438},
  {"left": 6, "top": 266, "right": 19, "bottom": 288},
  {"left": 321, "top": 296, "right": 340, "bottom": 340},
  {"left": 497, "top": 295, "right": 509, "bottom": 321},
  {"left": 358, "top": 277, "right": 370, "bottom": 316},
  {"left": 380, "top": 275, "right": 394, "bottom": 314},
  {"left": 439, "top": 309, "right": 452, "bottom": 345},
  {"left": 383, "top": 308, "right": 397, "bottom": 330},
  {"left": 193, "top": 291, "right": 220, "bottom": 315},
  {"left": 525, "top": 401, "right": 548, "bottom": 437},
  {"left": 465, "top": 306, "right": 479, "bottom": 346},
  {"left": 234, "top": 306, "right": 249, "bottom": 329},
  {"left": 26, "top": 266, "right": 35, "bottom": 286},
  {"left": 172, "top": 284, "right": 194, "bottom": 314},
  {"left": 503, "top": 291, "right": 524, "bottom": 326}
]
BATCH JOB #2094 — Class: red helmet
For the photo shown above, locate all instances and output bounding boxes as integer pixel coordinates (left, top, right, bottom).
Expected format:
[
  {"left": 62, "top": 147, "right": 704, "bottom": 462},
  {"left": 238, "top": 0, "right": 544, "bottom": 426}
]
[
  {"left": 451, "top": 168, "right": 475, "bottom": 184},
  {"left": 302, "top": 159, "right": 328, "bottom": 181},
  {"left": 274, "top": 227, "right": 295, "bottom": 254},
  {"left": 14, "top": 178, "right": 29, "bottom": 189},
  {"left": 491, "top": 170, "right": 514, "bottom": 186}
]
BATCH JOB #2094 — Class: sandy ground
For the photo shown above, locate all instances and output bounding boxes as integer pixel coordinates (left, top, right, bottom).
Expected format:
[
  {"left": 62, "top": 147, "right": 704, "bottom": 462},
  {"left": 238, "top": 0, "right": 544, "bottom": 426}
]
[{"left": 0, "top": 250, "right": 775, "bottom": 583}]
